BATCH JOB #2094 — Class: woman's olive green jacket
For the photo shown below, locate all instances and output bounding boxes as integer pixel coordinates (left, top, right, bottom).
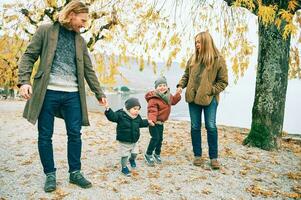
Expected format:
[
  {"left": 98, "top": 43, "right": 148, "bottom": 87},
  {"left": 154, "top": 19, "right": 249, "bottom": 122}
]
[{"left": 177, "top": 55, "right": 228, "bottom": 106}]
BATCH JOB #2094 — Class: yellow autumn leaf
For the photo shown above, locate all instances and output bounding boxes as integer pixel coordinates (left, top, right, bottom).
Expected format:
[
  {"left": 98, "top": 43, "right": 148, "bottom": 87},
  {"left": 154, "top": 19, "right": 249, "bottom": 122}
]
[
  {"left": 2, "top": 3, "right": 17, "bottom": 9},
  {"left": 169, "top": 33, "right": 181, "bottom": 46},
  {"left": 4, "top": 15, "right": 19, "bottom": 23},
  {"left": 283, "top": 23, "right": 297, "bottom": 40},
  {"left": 161, "top": 39, "right": 167, "bottom": 50},
  {"left": 151, "top": 60, "right": 157, "bottom": 74},
  {"left": 144, "top": 42, "right": 149, "bottom": 52},
  {"left": 134, "top": 2, "right": 143, "bottom": 10},
  {"left": 149, "top": 183, "right": 162, "bottom": 194},
  {"left": 275, "top": 18, "right": 282, "bottom": 29},
  {"left": 278, "top": 9, "right": 293, "bottom": 23},
  {"left": 288, "top": 0, "right": 299, "bottom": 11},
  {"left": 286, "top": 172, "right": 301, "bottom": 180},
  {"left": 157, "top": 31, "right": 161, "bottom": 39},
  {"left": 231, "top": 56, "right": 239, "bottom": 75},
  {"left": 232, "top": 0, "right": 255, "bottom": 11},
  {"left": 44, "top": 0, "right": 57, "bottom": 7},
  {"left": 179, "top": 57, "right": 186, "bottom": 68},
  {"left": 103, "top": 31, "right": 113, "bottom": 42},
  {"left": 258, "top": 4, "right": 277, "bottom": 26},
  {"left": 139, "top": 55, "right": 144, "bottom": 71},
  {"left": 246, "top": 184, "right": 274, "bottom": 197}
]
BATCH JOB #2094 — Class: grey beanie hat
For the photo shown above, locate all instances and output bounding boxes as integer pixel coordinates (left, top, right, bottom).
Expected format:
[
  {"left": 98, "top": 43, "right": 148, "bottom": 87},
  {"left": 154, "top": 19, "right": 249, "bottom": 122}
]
[
  {"left": 125, "top": 97, "right": 141, "bottom": 110},
  {"left": 154, "top": 76, "right": 168, "bottom": 88}
]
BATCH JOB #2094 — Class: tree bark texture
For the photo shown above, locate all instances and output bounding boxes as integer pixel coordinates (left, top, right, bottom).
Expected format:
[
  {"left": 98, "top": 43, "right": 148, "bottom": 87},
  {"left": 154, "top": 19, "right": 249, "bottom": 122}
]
[{"left": 243, "top": 21, "right": 291, "bottom": 150}]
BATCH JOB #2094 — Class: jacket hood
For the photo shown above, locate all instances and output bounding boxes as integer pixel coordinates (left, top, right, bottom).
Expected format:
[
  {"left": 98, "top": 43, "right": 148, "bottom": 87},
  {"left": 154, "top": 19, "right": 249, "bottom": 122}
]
[
  {"left": 145, "top": 90, "right": 159, "bottom": 102},
  {"left": 145, "top": 89, "right": 172, "bottom": 102}
]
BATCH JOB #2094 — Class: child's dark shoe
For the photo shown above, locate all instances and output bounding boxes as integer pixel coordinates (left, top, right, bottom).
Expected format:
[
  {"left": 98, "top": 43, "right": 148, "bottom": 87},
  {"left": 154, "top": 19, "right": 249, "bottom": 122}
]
[
  {"left": 129, "top": 159, "right": 136, "bottom": 168},
  {"left": 121, "top": 166, "right": 131, "bottom": 177}
]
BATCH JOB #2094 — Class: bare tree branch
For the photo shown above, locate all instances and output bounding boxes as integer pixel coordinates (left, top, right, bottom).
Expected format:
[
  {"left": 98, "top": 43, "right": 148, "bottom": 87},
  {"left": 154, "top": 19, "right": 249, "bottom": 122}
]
[
  {"left": 87, "top": 9, "right": 118, "bottom": 49},
  {"left": 20, "top": 8, "right": 38, "bottom": 27},
  {"left": 24, "top": 28, "right": 34, "bottom": 36},
  {"left": 44, "top": 8, "right": 56, "bottom": 22}
]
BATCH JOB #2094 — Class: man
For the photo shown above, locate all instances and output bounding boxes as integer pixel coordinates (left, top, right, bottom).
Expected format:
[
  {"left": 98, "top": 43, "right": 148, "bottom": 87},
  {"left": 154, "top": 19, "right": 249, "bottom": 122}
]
[{"left": 18, "top": 1, "right": 107, "bottom": 192}]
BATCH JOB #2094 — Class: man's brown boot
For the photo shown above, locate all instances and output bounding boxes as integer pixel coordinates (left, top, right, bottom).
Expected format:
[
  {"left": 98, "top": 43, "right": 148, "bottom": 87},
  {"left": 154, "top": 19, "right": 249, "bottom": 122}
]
[
  {"left": 193, "top": 157, "right": 204, "bottom": 166},
  {"left": 210, "top": 159, "right": 220, "bottom": 170}
]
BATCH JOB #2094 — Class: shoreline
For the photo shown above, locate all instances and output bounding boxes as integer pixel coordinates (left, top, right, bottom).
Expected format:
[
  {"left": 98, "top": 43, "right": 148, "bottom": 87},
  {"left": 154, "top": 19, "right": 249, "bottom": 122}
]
[{"left": 3, "top": 99, "right": 300, "bottom": 136}]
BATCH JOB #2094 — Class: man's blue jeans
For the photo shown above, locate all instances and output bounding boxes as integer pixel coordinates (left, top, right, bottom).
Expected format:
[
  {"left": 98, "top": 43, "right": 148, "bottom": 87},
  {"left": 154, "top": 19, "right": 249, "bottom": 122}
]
[
  {"left": 188, "top": 97, "right": 218, "bottom": 159},
  {"left": 38, "top": 90, "right": 82, "bottom": 174}
]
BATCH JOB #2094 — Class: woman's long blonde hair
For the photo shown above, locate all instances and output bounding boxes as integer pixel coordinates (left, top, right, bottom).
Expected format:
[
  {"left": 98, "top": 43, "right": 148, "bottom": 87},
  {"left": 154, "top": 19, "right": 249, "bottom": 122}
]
[
  {"left": 58, "top": 1, "right": 89, "bottom": 27},
  {"left": 192, "top": 31, "right": 220, "bottom": 69}
]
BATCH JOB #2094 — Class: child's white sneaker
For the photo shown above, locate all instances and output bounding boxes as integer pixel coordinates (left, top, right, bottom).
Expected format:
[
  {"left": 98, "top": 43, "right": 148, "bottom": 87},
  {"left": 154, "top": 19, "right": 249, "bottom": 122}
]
[
  {"left": 153, "top": 154, "right": 162, "bottom": 164},
  {"left": 144, "top": 154, "right": 155, "bottom": 166}
]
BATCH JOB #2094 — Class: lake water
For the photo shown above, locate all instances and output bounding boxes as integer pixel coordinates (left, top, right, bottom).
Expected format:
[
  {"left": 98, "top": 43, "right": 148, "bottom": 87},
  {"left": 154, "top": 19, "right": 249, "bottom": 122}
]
[{"left": 87, "top": 62, "right": 300, "bottom": 135}]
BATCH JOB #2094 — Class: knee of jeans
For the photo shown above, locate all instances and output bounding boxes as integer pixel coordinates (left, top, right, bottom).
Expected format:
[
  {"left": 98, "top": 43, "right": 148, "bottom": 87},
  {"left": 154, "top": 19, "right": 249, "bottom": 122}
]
[
  {"left": 38, "top": 136, "right": 52, "bottom": 146},
  {"left": 191, "top": 125, "right": 200, "bottom": 132},
  {"left": 191, "top": 119, "right": 201, "bottom": 130},
  {"left": 67, "top": 131, "right": 81, "bottom": 140},
  {"left": 38, "top": 133, "right": 52, "bottom": 141},
  {"left": 206, "top": 125, "right": 217, "bottom": 134}
]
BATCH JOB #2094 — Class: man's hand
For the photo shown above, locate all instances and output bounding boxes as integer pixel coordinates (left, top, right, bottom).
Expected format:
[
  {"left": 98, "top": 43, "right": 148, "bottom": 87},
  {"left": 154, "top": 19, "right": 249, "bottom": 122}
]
[
  {"left": 20, "top": 84, "right": 32, "bottom": 100},
  {"left": 98, "top": 97, "right": 108, "bottom": 106}
]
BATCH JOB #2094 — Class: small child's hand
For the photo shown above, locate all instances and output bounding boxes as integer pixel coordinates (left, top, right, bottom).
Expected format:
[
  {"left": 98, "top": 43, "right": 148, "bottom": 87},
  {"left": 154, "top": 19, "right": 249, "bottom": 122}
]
[
  {"left": 176, "top": 87, "right": 182, "bottom": 94},
  {"left": 99, "top": 97, "right": 107, "bottom": 106},
  {"left": 148, "top": 120, "right": 155, "bottom": 126},
  {"left": 103, "top": 100, "right": 109, "bottom": 109}
]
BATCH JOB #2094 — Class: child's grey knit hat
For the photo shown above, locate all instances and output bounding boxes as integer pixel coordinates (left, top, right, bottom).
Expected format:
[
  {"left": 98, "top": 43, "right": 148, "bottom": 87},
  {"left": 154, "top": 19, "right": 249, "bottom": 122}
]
[
  {"left": 125, "top": 97, "right": 141, "bottom": 110},
  {"left": 155, "top": 76, "right": 167, "bottom": 88}
]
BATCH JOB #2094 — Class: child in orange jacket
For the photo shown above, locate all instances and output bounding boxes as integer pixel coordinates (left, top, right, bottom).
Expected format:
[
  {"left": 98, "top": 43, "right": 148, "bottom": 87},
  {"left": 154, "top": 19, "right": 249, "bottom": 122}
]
[{"left": 144, "top": 76, "right": 181, "bottom": 166}]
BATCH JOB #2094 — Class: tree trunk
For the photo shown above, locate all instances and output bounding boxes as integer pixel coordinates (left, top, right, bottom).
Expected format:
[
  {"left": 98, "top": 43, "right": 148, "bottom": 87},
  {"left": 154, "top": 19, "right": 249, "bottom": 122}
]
[{"left": 243, "top": 21, "right": 290, "bottom": 150}]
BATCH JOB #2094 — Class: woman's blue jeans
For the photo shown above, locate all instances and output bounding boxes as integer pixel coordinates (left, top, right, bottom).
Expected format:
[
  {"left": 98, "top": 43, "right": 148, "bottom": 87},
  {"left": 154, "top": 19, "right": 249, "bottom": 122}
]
[
  {"left": 188, "top": 97, "right": 218, "bottom": 159},
  {"left": 37, "top": 90, "right": 82, "bottom": 174}
]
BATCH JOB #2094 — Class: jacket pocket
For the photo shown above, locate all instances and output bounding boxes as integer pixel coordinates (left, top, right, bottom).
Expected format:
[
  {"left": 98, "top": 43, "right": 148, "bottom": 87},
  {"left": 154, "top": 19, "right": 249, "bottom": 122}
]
[
  {"left": 34, "top": 71, "right": 44, "bottom": 79},
  {"left": 207, "top": 82, "right": 214, "bottom": 96},
  {"left": 185, "top": 86, "right": 196, "bottom": 103},
  {"left": 32, "top": 71, "right": 44, "bottom": 93}
]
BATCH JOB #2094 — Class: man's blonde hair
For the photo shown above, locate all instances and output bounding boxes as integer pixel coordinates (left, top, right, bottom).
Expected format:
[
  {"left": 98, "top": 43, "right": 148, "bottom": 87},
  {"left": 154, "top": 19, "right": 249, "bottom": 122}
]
[
  {"left": 192, "top": 31, "right": 220, "bottom": 69},
  {"left": 58, "top": 1, "right": 89, "bottom": 26}
]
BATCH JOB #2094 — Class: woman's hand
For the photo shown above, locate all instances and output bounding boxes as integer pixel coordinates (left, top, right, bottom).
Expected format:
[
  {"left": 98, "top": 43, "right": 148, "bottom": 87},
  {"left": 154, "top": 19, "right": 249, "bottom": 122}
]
[{"left": 176, "top": 87, "right": 183, "bottom": 94}]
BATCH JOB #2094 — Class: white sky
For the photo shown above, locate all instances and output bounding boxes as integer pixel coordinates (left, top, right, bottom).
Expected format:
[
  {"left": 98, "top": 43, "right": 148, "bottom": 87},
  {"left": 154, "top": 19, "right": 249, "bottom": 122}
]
[{"left": 0, "top": 0, "right": 12, "bottom": 5}]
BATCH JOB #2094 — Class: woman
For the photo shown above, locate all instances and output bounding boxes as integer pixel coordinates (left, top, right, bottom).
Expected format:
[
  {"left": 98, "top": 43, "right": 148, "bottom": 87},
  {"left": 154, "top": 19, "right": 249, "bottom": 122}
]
[{"left": 176, "top": 31, "right": 228, "bottom": 169}]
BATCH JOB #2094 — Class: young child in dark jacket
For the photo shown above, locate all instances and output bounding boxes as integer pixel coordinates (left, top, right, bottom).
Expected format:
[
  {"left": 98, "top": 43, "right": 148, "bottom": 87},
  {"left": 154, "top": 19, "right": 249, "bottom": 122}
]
[
  {"left": 144, "top": 76, "right": 181, "bottom": 166},
  {"left": 104, "top": 97, "right": 151, "bottom": 176}
]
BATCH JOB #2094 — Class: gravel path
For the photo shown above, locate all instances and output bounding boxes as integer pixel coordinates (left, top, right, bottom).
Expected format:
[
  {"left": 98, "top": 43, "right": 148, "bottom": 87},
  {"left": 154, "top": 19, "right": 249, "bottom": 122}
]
[{"left": 0, "top": 100, "right": 300, "bottom": 200}]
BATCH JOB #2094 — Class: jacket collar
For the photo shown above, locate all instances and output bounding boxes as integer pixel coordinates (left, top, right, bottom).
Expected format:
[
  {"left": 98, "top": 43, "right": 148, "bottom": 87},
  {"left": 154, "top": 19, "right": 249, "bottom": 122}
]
[{"left": 122, "top": 107, "right": 138, "bottom": 119}]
